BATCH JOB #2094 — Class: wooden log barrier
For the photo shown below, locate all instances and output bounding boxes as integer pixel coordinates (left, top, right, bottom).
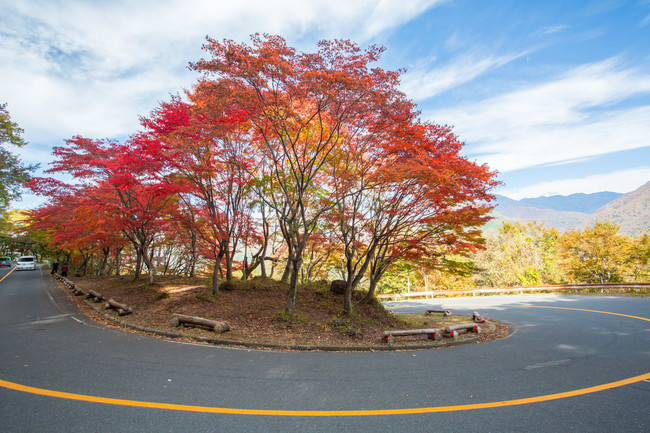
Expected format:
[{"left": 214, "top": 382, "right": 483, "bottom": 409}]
[
  {"left": 443, "top": 330, "right": 459, "bottom": 339},
  {"left": 171, "top": 313, "right": 230, "bottom": 333},
  {"left": 383, "top": 328, "right": 443, "bottom": 344},
  {"left": 53, "top": 273, "right": 75, "bottom": 290},
  {"left": 472, "top": 311, "right": 485, "bottom": 323},
  {"left": 85, "top": 290, "right": 104, "bottom": 302},
  {"left": 58, "top": 276, "right": 74, "bottom": 288},
  {"left": 443, "top": 323, "right": 481, "bottom": 338},
  {"left": 105, "top": 298, "right": 133, "bottom": 316},
  {"left": 426, "top": 309, "right": 452, "bottom": 317},
  {"left": 72, "top": 287, "right": 84, "bottom": 296}
]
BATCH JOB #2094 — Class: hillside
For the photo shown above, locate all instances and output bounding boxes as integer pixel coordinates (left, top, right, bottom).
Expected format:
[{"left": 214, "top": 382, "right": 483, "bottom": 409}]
[
  {"left": 490, "top": 182, "right": 649, "bottom": 235},
  {"left": 517, "top": 191, "right": 622, "bottom": 213},
  {"left": 590, "top": 181, "right": 650, "bottom": 235},
  {"left": 491, "top": 197, "right": 590, "bottom": 232}
]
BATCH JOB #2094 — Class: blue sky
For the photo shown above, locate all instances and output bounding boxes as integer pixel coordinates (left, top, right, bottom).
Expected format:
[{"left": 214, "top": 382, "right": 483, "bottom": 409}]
[{"left": 1, "top": 0, "right": 649, "bottom": 208}]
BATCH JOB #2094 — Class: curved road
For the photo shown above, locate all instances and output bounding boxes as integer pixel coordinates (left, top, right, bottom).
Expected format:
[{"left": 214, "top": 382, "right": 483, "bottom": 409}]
[{"left": 1, "top": 267, "right": 648, "bottom": 432}]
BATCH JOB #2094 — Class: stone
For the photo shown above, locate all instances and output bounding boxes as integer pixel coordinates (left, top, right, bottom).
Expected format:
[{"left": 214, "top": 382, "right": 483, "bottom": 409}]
[{"left": 330, "top": 279, "right": 346, "bottom": 295}]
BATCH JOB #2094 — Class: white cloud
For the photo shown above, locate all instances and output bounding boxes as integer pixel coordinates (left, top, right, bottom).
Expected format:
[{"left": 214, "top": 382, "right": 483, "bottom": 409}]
[
  {"left": 427, "top": 58, "right": 650, "bottom": 172},
  {"left": 500, "top": 167, "right": 650, "bottom": 199},
  {"left": 400, "top": 49, "right": 530, "bottom": 100},
  {"left": 1, "top": 0, "right": 443, "bottom": 145},
  {"left": 539, "top": 24, "right": 569, "bottom": 35}
]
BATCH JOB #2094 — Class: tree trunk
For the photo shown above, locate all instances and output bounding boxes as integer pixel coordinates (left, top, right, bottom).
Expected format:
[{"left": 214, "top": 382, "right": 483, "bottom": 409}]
[
  {"left": 364, "top": 271, "right": 384, "bottom": 302},
  {"left": 344, "top": 283, "right": 353, "bottom": 313},
  {"left": 260, "top": 258, "right": 267, "bottom": 278},
  {"left": 189, "top": 258, "right": 196, "bottom": 278},
  {"left": 134, "top": 247, "right": 142, "bottom": 279},
  {"left": 224, "top": 248, "right": 233, "bottom": 281},
  {"left": 98, "top": 247, "right": 110, "bottom": 276},
  {"left": 211, "top": 261, "right": 220, "bottom": 295},
  {"left": 281, "top": 260, "right": 292, "bottom": 283},
  {"left": 114, "top": 247, "right": 123, "bottom": 276},
  {"left": 285, "top": 256, "right": 302, "bottom": 316},
  {"left": 140, "top": 245, "right": 157, "bottom": 285}
]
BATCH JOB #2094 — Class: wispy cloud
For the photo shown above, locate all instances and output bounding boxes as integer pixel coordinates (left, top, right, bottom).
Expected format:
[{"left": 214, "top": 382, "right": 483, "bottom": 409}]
[
  {"left": 400, "top": 49, "right": 529, "bottom": 100},
  {"left": 538, "top": 24, "right": 569, "bottom": 35},
  {"left": 641, "top": 14, "right": 650, "bottom": 28},
  {"left": 427, "top": 58, "right": 650, "bottom": 172},
  {"left": 0, "top": 0, "right": 444, "bottom": 143},
  {"left": 502, "top": 167, "right": 650, "bottom": 199}
]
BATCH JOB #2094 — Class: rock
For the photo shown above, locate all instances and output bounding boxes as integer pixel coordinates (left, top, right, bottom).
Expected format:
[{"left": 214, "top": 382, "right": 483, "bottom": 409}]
[{"left": 330, "top": 280, "right": 346, "bottom": 295}]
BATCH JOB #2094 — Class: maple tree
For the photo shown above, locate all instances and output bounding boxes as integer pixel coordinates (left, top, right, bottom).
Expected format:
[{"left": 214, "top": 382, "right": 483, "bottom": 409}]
[
  {"left": 38, "top": 135, "right": 180, "bottom": 284},
  {"left": 330, "top": 119, "right": 497, "bottom": 311},
  {"left": 142, "top": 96, "right": 258, "bottom": 293},
  {"left": 191, "top": 34, "right": 433, "bottom": 315}
]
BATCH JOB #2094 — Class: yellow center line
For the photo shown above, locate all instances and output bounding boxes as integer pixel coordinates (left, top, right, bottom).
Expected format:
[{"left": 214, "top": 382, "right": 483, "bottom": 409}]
[
  {"left": 0, "top": 267, "right": 15, "bottom": 283},
  {"left": 1, "top": 304, "right": 648, "bottom": 416},
  {"left": 1, "top": 372, "right": 649, "bottom": 416},
  {"left": 503, "top": 305, "right": 650, "bottom": 322}
]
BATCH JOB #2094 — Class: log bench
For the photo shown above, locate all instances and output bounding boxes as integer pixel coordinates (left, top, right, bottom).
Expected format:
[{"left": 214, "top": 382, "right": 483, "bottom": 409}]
[
  {"left": 383, "top": 328, "right": 443, "bottom": 344},
  {"left": 105, "top": 298, "right": 133, "bottom": 316},
  {"left": 443, "top": 323, "right": 481, "bottom": 339},
  {"left": 85, "top": 290, "right": 104, "bottom": 302},
  {"left": 426, "top": 309, "right": 452, "bottom": 317},
  {"left": 170, "top": 313, "right": 230, "bottom": 333},
  {"left": 472, "top": 311, "right": 485, "bottom": 323}
]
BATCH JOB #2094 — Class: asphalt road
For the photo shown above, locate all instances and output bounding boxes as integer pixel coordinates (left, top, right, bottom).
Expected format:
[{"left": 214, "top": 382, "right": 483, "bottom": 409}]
[{"left": 1, "top": 266, "right": 648, "bottom": 432}]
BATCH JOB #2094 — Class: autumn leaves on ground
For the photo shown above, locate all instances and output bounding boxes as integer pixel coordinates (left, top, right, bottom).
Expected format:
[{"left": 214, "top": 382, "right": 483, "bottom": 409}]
[{"left": 66, "top": 275, "right": 505, "bottom": 350}]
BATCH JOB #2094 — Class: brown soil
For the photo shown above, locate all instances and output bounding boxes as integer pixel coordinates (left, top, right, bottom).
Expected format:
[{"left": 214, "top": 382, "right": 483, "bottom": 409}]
[{"left": 61, "top": 275, "right": 510, "bottom": 350}]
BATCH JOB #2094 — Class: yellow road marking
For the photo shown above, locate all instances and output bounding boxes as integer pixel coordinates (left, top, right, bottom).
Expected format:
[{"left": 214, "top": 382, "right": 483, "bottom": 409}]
[
  {"left": 0, "top": 267, "right": 15, "bottom": 283},
  {"left": 1, "top": 372, "right": 649, "bottom": 416},
  {"left": 1, "top": 305, "right": 648, "bottom": 416},
  {"left": 504, "top": 305, "right": 650, "bottom": 322}
]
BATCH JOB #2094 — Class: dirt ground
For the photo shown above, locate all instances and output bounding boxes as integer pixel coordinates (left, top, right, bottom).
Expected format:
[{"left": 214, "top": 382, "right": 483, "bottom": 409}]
[{"left": 60, "top": 274, "right": 510, "bottom": 350}]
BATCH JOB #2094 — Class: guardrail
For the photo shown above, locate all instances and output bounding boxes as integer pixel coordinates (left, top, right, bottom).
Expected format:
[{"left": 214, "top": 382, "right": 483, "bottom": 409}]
[{"left": 376, "top": 283, "right": 650, "bottom": 301}]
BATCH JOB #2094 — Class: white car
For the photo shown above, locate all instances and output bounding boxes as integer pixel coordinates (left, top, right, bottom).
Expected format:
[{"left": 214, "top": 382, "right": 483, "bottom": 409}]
[{"left": 16, "top": 256, "right": 36, "bottom": 271}]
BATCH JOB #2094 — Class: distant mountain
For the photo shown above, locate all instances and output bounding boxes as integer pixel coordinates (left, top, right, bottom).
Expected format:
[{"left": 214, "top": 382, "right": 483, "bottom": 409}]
[
  {"left": 590, "top": 181, "right": 650, "bottom": 235},
  {"left": 517, "top": 191, "right": 623, "bottom": 213},
  {"left": 490, "top": 197, "right": 591, "bottom": 232},
  {"left": 490, "top": 182, "right": 649, "bottom": 235}
]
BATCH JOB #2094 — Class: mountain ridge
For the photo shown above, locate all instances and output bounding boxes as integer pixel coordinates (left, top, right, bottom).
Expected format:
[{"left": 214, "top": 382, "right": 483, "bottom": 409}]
[{"left": 491, "top": 181, "right": 649, "bottom": 235}]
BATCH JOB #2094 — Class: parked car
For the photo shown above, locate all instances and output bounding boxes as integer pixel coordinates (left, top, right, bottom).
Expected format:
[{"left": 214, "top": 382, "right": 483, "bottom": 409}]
[
  {"left": 0, "top": 257, "right": 11, "bottom": 267},
  {"left": 16, "top": 256, "right": 36, "bottom": 271}
]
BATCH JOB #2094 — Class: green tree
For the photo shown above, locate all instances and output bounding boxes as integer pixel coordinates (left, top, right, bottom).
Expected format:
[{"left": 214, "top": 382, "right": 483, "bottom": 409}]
[
  {"left": 627, "top": 233, "right": 650, "bottom": 282},
  {"left": 0, "top": 103, "right": 37, "bottom": 211},
  {"left": 475, "top": 221, "right": 562, "bottom": 287},
  {"left": 559, "top": 222, "right": 631, "bottom": 283}
]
